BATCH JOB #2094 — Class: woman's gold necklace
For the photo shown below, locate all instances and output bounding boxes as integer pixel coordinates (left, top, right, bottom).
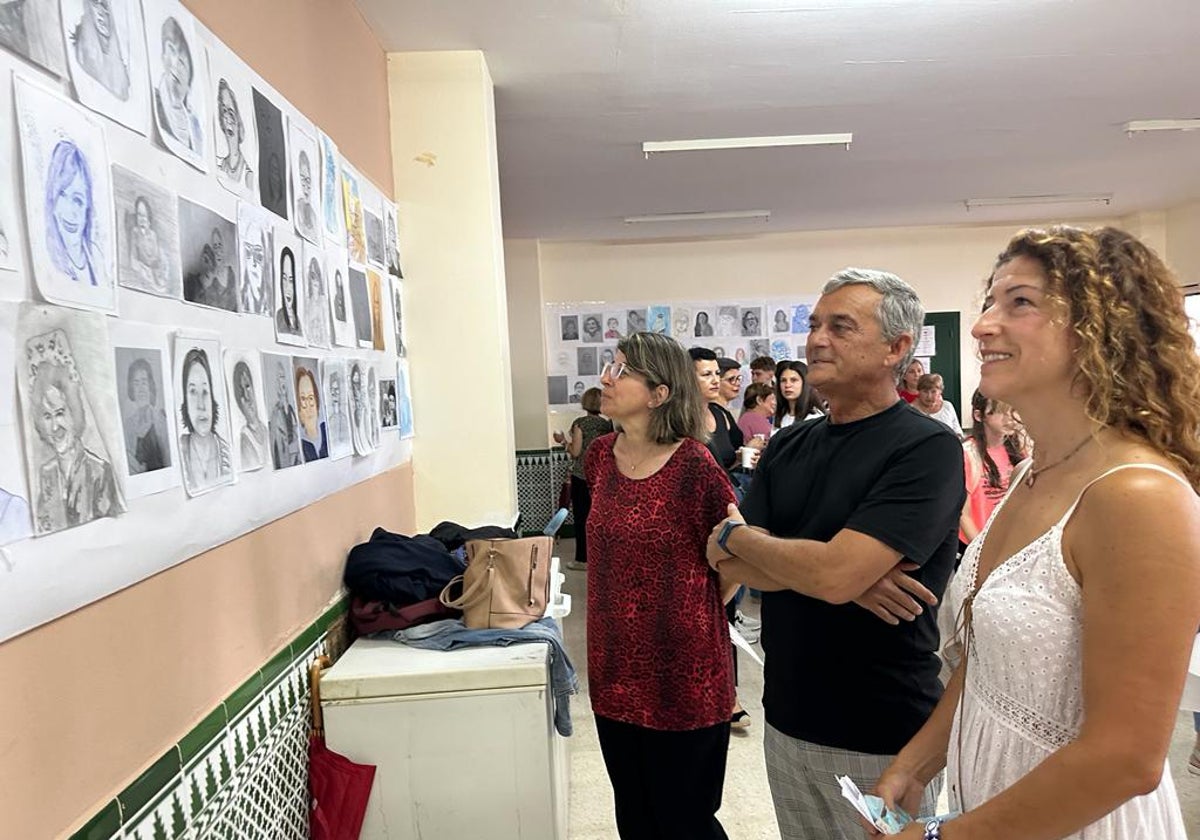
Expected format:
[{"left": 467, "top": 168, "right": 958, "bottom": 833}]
[{"left": 1025, "top": 433, "right": 1094, "bottom": 487}]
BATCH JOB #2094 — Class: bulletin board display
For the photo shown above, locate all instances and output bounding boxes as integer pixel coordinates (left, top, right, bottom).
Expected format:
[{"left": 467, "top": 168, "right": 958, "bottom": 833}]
[
  {"left": 543, "top": 297, "right": 818, "bottom": 407},
  {"left": 0, "top": 0, "right": 414, "bottom": 643}
]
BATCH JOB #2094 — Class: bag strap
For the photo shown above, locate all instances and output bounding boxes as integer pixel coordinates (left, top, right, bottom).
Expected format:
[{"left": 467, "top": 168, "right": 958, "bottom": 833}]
[{"left": 438, "top": 567, "right": 494, "bottom": 610}]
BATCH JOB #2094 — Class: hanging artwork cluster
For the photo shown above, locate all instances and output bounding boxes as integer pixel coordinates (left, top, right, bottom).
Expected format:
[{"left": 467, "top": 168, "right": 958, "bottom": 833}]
[
  {"left": 543, "top": 297, "right": 818, "bottom": 407},
  {"left": 0, "top": 0, "right": 414, "bottom": 641}
]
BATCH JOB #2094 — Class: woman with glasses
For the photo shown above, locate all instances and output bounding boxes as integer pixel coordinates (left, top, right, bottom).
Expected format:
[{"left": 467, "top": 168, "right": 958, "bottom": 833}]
[{"left": 586, "top": 332, "right": 739, "bottom": 839}]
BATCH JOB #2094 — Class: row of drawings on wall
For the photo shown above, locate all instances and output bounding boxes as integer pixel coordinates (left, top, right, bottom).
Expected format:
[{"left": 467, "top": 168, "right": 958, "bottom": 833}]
[
  {"left": 0, "top": 303, "right": 413, "bottom": 546},
  {"left": 0, "top": 0, "right": 415, "bottom": 641},
  {"left": 543, "top": 300, "right": 818, "bottom": 406}
]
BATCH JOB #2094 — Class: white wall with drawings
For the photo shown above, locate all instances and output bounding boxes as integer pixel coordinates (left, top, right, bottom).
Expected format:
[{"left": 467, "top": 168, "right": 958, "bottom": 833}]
[{"left": 0, "top": 1, "right": 413, "bottom": 643}]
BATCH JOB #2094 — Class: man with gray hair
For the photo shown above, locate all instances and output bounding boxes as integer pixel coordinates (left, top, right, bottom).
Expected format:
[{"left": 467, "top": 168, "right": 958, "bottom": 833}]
[{"left": 707, "top": 268, "right": 964, "bottom": 839}]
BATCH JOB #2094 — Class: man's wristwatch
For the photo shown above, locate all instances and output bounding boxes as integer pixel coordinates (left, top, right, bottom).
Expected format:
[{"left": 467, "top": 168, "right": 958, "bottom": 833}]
[
  {"left": 923, "top": 818, "right": 942, "bottom": 840},
  {"left": 716, "top": 519, "right": 744, "bottom": 553}
]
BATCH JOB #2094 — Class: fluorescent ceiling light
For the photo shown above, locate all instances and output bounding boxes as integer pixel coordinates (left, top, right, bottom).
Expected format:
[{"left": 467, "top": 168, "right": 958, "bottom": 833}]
[
  {"left": 624, "top": 209, "right": 771, "bottom": 224},
  {"left": 963, "top": 194, "right": 1112, "bottom": 211},
  {"left": 642, "top": 133, "right": 852, "bottom": 156},
  {"left": 1123, "top": 119, "right": 1200, "bottom": 134}
]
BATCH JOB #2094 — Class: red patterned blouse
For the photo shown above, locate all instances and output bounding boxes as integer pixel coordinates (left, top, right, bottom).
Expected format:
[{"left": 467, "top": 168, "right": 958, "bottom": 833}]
[{"left": 584, "top": 433, "right": 736, "bottom": 731}]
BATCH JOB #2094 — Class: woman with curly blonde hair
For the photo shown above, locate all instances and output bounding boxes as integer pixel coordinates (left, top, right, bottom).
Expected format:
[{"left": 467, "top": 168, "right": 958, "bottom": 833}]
[{"left": 874, "top": 225, "right": 1200, "bottom": 840}]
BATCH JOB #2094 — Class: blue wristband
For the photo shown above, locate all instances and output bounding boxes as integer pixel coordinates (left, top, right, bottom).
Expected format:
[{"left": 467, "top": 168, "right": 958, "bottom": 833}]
[{"left": 716, "top": 520, "right": 743, "bottom": 553}]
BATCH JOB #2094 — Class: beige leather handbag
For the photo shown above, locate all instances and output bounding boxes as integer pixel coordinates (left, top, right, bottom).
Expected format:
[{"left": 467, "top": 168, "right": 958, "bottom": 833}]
[{"left": 439, "top": 536, "right": 553, "bottom": 629}]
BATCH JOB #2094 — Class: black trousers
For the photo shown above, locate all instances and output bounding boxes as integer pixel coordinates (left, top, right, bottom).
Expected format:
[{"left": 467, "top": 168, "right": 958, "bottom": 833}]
[
  {"left": 595, "top": 715, "right": 731, "bottom": 840},
  {"left": 570, "top": 474, "right": 592, "bottom": 564}
]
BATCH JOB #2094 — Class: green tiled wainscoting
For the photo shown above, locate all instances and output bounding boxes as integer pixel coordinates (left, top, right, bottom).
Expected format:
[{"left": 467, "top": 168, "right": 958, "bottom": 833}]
[
  {"left": 70, "top": 600, "right": 347, "bottom": 840},
  {"left": 515, "top": 448, "right": 575, "bottom": 537}
]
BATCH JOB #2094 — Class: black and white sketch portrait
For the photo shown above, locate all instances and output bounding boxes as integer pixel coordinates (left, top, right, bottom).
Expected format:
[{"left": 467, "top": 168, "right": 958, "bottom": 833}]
[
  {"left": 384, "top": 203, "right": 402, "bottom": 279},
  {"left": 261, "top": 352, "right": 301, "bottom": 469},
  {"left": 560, "top": 315, "right": 579, "bottom": 342},
  {"left": 145, "top": 0, "right": 207, "bottom": 171},
  {"left": 348, "top": 265, "right": 372, "bottom": 349},
  {"left": 341, "top": 166, "right": 366, "bottom": 264},
  {"left": 716, "top": 305, "right": 738, "bottom": 338},
  {"left": 252, "top": 88, "right": 287, "bottom": 220},
  {"left": 223, "top": 349, "right": 267, "bottom": 473},
  {"left": 747, "top": 338, "right": 770, "bottom": 358},
  {"left": 693, "top": 309, "right": 715, "bottom": 337},
  {"left": 600, "top": 347, "right": 616, "bottom": 367},
  {"left": 772, "top": 308, "right": 790, "bottom": 333},
  {"left": 173, "top": 335, "right": 234, "bottom": 497},
  {"left": 547, "top": 375, "right": 567, "bottom": 406},
  {"left": 288, "top": 120, "right": 320, "bottom": 245},
  {"left": 17, "top": 305, "right": 127, "bottom": 536},
  {"left": 318, "top": 131, "right": 343, "bottom": 245},
  {"left": 293, "top": 357, "right": 327, "bottom": 462},
  {"left": 319, "top": 357, "right": 351, "bottom": 460},
  {"left": 363, "top": 207, "right": 384, "bottom": 269},
  {"left": 235, "top": 202, "right": 272, "bottom": 316},
  {"left": 0, "top": 0, "right": 67, "bottom": 76},
  {"left": 390, "top": 276, "right": 405, "bottom": 357},
  {"left": 303, "top": 245, "right": 331, "bottom": 349},
  {"left": 577, "top": 347, "right": 597, "bottom": 377},
  {"left": 61, "top": 0, "right": 149, "bottom": 133},
  {"left": 209, "top": 45, "right": 257, "bottom": 200},
  {"left": 348, "top": 359, "right": 371, "bottom": 456},
  {"left": 15, "top": 78, "right": 117, "bottom": 314},
  {"left": 113, "top": 347, "right": 171, "bottom": 476},
  {"left": 580, "top": 313, "right": 602, "bottom": 344},
  {"left": 112, "top": 164, "right": 180, "bottom": 298},
  {"left": 327, "top": 248, "right": 354, "bottom": 347},
  {"left": 368, "top": 269, "right": 385, "bottom": 352},
  {"left": 626, "top": 309, "right": 646, "bottom": 334},
  {"left": 740, "top": 306, "right": 763, "bottom": 337},
  {"left": 179, "top": 198, "right": 237, "bottom": 312},
  {"left": 273, "top": 230, "right": 305, "bottom": 346},
  {"left": 366, "top": 365, "right": 380, "bottom": 450},
  {"left": 379, "top": 378, "right": 397, "bottom": 430}
]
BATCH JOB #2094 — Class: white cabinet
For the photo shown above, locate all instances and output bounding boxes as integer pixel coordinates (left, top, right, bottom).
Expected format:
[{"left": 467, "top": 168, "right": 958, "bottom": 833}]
[{"left": 320, "top": 638, "right": 569, "bottom": 840}]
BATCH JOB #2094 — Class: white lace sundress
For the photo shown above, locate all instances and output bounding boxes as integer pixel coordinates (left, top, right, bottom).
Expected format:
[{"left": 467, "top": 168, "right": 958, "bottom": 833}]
[{"left": 946, "top": 463, "right": 1189, "bottom": 839}]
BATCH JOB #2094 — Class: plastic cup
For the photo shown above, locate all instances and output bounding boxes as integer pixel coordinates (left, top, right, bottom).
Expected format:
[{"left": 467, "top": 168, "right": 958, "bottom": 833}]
[{"left": 740, "top": 446, "right": 756, "bottom": 469}]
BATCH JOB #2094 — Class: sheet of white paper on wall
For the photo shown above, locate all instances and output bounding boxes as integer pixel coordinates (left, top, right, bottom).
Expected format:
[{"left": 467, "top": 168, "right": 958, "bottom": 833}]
[
  {"left": 109, "top": 320, "right": 182, "bottom": 499},
  {"left": 172, "top": 331, "right": 235, "bottom": 497},
  {"left": 17, "top": 302, "right": 128, "bottom": 536},
  {"left": 389, "top": 276, "right": 406, "bottom": 358},
  {"left": 235, "top": 202, "right": 273, "bottom": 316},
  {"left": 302, "top": 242, "right": 332, "bottom": 349},
  {"left": 261, "top": 350, "right": 302, "bottom": 469},
  {"left": 207, "top": 34, "right": 259, "bottom": 203},
  {"left": 143, "top": 0, "right": 210, "bottom": 172},
  {"left": 15, "top": 75, "right": 118, "bottom": 314},
  {"left": 0, "top": 70, "right": 25, "bottom": 276},
  {"left": 288, "top": 117, "right": 321, "bottom": 246},
  {"left": 60, "top": 0, "right": 150, "bottom": 134},
  {"left": 384, "top": 202, "right": 402, "bottom": 279},
  {"left": 252, "top": 87, "right": 288, "bottom": 220},
  {"left": 318, "top": 131, "right": 344, "bottom": 246},
  {"left": 363, "top": 206, "right": 384, "bottom": 269},
  {"left": 0, "top": 302, "right": 32, "bottom": 546},
  {"left": 347, "top": 264, "right": 371, "bottom": 349},
  {"left": 292, "top": 354, "right": 328, "bottom": 462},
  {"left": 222, "top": 347, "right": 268, "bottom": 474},
  {"left": 378, "top": 373, "right": 398, "bottom": 431},
  {"left": 326, "top": 247, "right": 355, "bottom": 348},
  {"left": 915, "top": 324, "right": 936, "bottom": 357},
  {"left": 179, "top": 197, "right": 238, "bottom": 313},
  {"left": 0, "top": 303, "right": 18, "bottom": 425},
  {"left": 347, "top": 357, "right": 372, "bottom": 455},
  {"left": 319, "top": 356, "right": 352, "bottom": 460},
  {"left": 272, "top": 225, "right": 306, "bottom": 346},
  {"left": 112, "top": 163, "right": 182, "bottom": 299},
  {"left": 0, "top": 0, "right": 68, "bottom": 77},
  {"left": 366, "top": 363, "right": 380, "bottom": 449},
  {"left": 397, "top": 359, "right": 414, "bottom": 440},
  {"left": 340, "top": 164, "right": 366, "bottom": 264}
]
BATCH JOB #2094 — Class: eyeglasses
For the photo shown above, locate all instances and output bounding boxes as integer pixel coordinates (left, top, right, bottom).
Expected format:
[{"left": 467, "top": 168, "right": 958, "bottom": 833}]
[
  {"left": 601, "top": 362, "right": 631, "bottom": 380},
  {"left": 722, "top": 375, "right": 743, "bottom": 384}
]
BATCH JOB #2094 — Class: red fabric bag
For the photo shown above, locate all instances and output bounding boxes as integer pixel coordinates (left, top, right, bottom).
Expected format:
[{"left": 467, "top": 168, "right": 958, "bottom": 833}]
[{"left": 309, "top": 657, "right": 376, "bottom": 840}]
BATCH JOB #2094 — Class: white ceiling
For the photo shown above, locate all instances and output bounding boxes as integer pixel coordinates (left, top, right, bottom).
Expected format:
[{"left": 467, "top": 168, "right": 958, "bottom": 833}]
[{"left": 355, "top": 0, "right": 1200, "bottom": 241}]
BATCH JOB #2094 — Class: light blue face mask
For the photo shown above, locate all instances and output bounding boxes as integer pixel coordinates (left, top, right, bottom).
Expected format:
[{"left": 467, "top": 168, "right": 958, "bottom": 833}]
[{"left": 837, "top": 775, "right": 960, "bottom": 835}]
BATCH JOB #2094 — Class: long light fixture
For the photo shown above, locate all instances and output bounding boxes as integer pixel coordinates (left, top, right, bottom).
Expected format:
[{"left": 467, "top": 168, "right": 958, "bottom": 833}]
[
  {"left": 624, "top": 209, "right": 771, "bottom": 224},
  {"left": 963, "top": 193, "right": 1112, "bottom": 211},
  {"left": 1123, "top": 119, "right": 1200, "bottom": 135},
  {"left": 642, "top": 133, "right": 852, "bottom": 157}
]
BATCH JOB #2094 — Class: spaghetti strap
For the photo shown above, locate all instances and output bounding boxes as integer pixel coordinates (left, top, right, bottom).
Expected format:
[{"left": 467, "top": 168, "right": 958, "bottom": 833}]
[{"left": 1055, "top": 463, "right": 1194, "bottom": 530}]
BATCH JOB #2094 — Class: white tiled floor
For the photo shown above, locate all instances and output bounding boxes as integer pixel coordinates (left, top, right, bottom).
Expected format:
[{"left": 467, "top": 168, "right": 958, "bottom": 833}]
[{"left": 557, "top": 538, "right": 1200, "bottom": 839}]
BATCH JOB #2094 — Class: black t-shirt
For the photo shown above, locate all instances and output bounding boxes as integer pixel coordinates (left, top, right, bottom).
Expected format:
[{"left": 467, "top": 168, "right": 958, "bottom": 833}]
[
  {"left": 740, "top": 400, "right": 965, "bottom": 754},
  {"left": 706, "top": 403, "right": 744, "bottom": 471}
]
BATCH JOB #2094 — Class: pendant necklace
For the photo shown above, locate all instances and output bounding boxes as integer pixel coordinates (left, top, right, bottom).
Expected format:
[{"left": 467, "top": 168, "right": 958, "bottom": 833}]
[{"left": 1025, "top": 433, "right": 1094, "bottom": 487}]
